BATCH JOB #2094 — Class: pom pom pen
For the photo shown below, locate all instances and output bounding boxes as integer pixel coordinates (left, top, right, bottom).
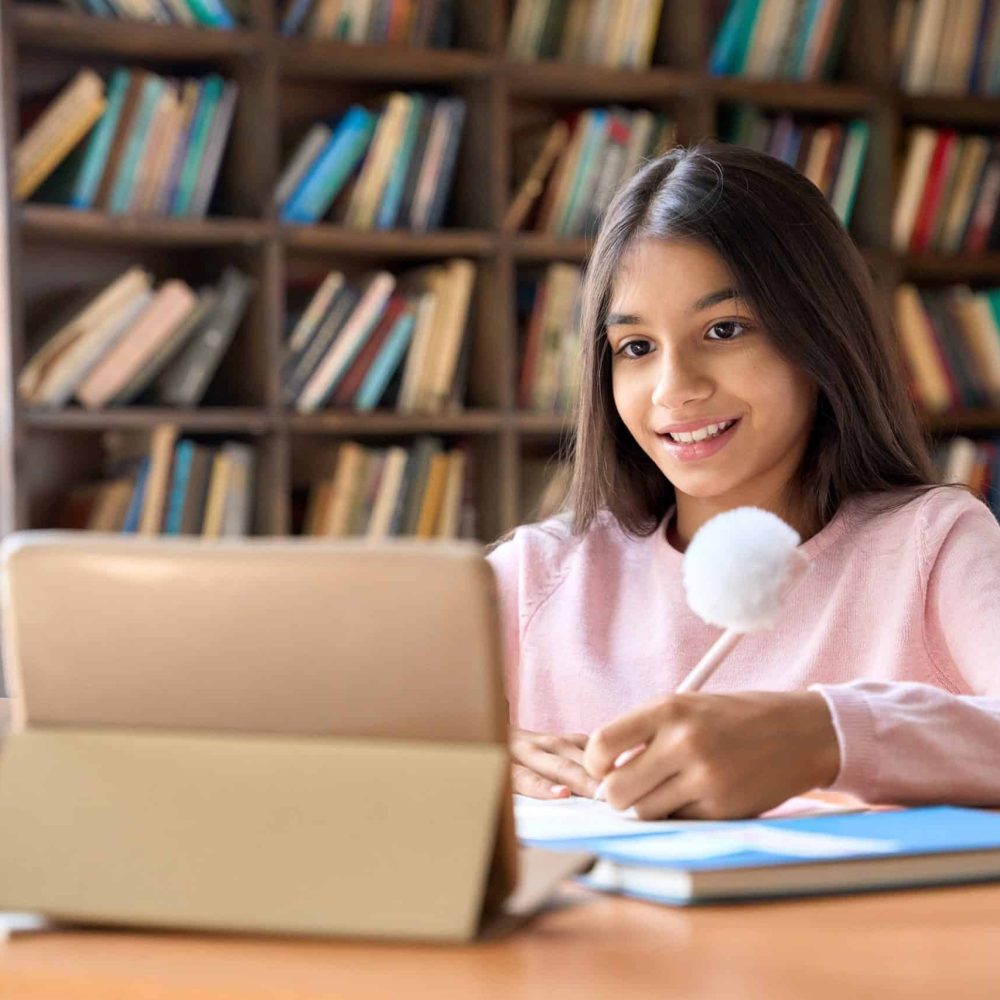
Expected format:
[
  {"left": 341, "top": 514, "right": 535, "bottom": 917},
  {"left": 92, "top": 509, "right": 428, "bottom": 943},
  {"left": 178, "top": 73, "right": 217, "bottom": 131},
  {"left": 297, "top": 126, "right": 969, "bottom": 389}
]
[{"left": 593, "top": 506, "right": 812, "bottom": 802}]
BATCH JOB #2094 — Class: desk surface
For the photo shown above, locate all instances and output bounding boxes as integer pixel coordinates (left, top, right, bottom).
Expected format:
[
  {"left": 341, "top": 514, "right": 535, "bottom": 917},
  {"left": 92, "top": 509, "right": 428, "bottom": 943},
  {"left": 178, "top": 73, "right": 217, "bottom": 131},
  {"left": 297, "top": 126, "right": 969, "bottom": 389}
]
[{"left": 2, "top": 884, "right": 1000, "bottom": 999}]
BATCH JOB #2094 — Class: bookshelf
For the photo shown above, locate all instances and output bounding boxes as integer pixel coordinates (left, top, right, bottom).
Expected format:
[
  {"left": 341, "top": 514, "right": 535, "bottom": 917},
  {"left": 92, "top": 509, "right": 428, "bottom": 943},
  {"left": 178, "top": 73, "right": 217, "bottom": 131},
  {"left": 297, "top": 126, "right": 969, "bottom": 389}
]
[{"left": 3, "top": 0, "right": 1000, "bottom": 548}]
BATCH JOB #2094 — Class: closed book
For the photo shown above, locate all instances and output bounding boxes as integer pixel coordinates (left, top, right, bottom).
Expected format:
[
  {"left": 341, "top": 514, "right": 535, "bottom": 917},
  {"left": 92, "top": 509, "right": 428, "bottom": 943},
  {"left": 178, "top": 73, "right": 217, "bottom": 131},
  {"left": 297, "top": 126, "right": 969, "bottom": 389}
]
[
  {"left": 178, "top": 444, "right": 215, "bottom": 534},
  {"left": 365, "top": 445, "right": 408, "bottom": 539},
  {"left": 396, "top": 98, "right": 436, "bottom": 229},
  {"left": 286, "top": 271, "right": 344, "bottom": 355},
  {"left": 940, "top": 136, "right": 991, "bottom": 254},
  {"left": 185, "top": 0, "right": 236, "bottom": 27},
  {"left": 87, "top": 478, "right": 134, "bottom": 532},
  {"left": 76, "top": 280, "right": 198, "bottom": 409},
  {"left": 108, "top": 286, "right": 220, "bottom": 406},
  {"left": 570, "top": 807, "right": 1000, "bottom": 905},
  {"left": 829, "top": 119, "right": 869, "bottom": 227},
  {"left": 504, "top": 120, "right": 570, "bottom": 233},
  {"left": 188, "top": 79, "right": 239, "bottom": 218},
  {"left": 353, "top": 305, "right": 417, "bottom": 411},
  {"left": 139, "top": 423, "right": 179, "bottom": 535},
  {"left": 18, "top": 266, "right": 153, "bottom": 407},
  {"left": 330, "top": 292, "right": 408, "bottom": 407},
  {"left": 122, "top": 456, "right": 150, "bottom": 533},
  {"left": 15, "top": 70, "right": 107, "bottom": 202},
  {"left": 376, "top": 93, "right": 426, "bottom": 230},
  {"left": 94, "top": 70, "right": 148, "bottom": 209},
  {"left": 69, "top": 67, "right": 130, "bottom": 209},
  {"left": 892, "top": 127, "right": 937, "bottom": 252},
  {"left": 295, "top": 271, "right": 396, "bottom": 413},
  {"left": 274, "top": 123, "right": 332, "bottom": 208},
  {"left": 423, "top": 258, "right": 475, "bottom": 411},
  {"left": 435, "top": 447, "right": 466, "bottom": 539},
  {"left": 153, "top": 267, "right": 253, "bottom": 406},
  {"left": 318, "top": 442, "right": 367, "bottom": 536},
  {"left": 153, "top": 78, "right": 200, "bottom": 216},
  {"left": 171, "top": 74, "right": 224, "bottom": 216},
  {"left": 220, "top": 442, "right": 254, "bottom": 536},
  {"left": 903, "top": 0, "right": 948, "bottom": 92},
  {"left": 281, "top": 105, "right": 377, "bottom": 223},
  {"left": 894, "top": 284, "right": 954, "bottom": 413},
  {"left": 422, "top": 97, "right": 467, "bottom": 232},
  {"left": 127, "top": 83, "right": 180, "bottom": 215},
  {"left": 280, "top": 0, "right": 316, "bottom": 35},
  {"left": 107, "top": 74, "right": 166, "bottom": 215},
  {"left": 909, "top": 129, "right": 957, "bottom": 253},
  {"left": 398, "top": 436, "right": 442, "bottom": 536},
  {"left": 163, "top": 439, "right": 196, "bottom": 534},
  {"left": 200, "top": 450, "right": 231, "bottom": 538},
  {"left": 283, "top": 285, "right": 361, "bottom": 406},
  {"left": 414, "top": 451, "right": 449, "bottom": 538}
]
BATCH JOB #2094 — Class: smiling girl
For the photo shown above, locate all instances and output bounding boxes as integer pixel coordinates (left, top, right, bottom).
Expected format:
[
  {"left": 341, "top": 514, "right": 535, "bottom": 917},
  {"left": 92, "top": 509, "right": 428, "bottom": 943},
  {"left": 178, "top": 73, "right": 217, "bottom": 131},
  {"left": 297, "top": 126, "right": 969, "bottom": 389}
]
[{"left": 487, "top": 141, "right": 1000, "bottom": 820}]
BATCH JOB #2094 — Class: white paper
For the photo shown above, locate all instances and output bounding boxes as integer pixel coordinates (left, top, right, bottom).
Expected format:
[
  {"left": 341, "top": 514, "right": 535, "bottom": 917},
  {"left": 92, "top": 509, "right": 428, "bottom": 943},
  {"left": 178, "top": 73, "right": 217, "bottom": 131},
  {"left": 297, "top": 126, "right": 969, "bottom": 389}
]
[{"left": 514, "top": 794, "right": 725, "bottom": 842}]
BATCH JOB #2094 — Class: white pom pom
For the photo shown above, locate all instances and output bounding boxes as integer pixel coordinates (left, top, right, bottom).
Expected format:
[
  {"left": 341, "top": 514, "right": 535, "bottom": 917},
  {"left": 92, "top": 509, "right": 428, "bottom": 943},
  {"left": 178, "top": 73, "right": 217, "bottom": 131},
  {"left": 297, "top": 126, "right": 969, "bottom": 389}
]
[{"left": 682, "top": 507, "right": 805, "bottom": 632}]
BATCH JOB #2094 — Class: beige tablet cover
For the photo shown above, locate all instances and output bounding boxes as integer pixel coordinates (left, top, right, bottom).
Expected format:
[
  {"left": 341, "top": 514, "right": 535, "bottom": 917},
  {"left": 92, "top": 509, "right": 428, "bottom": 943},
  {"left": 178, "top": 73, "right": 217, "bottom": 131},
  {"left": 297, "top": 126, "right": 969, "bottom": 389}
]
[{"left": 0, "top": 532, "right": 519, "bottom": 941}]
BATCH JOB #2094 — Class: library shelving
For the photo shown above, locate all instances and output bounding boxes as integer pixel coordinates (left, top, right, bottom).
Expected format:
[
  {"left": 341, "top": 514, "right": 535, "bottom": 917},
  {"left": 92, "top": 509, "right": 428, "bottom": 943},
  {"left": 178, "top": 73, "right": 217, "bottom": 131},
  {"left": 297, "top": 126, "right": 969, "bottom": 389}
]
[{"left": 4, "top": 0, "right": 1000, "bottom": 548}]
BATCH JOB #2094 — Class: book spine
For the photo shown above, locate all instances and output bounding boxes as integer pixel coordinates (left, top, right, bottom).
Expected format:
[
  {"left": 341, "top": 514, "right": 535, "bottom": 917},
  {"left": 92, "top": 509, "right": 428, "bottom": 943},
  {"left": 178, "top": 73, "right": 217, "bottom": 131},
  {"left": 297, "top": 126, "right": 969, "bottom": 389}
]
[
  {"left": 281, "top": 106, "right": 377, "bottom": 223},
  {"left": 423, "top": 97, "right": 466, "bottom": 231},
  {"left": 171, "top": 74, "right": 224, "bottom": 216},
  {"left": 353, "top": 307, "right": 417, "bottom": 411},
  {"left": 164, "top": 439, "right": 195, "bottom": 534},
  {"left": 184, "top": 0, "right": 236, "bottom": 27},
  {"left": 376, "top": 94, "right": 425, "bottom": 230},
  {"left": 107, "top": 75, "right": 166, "bottom": 215},
  {"left": 69, "top": 67, "right": 130, "bottom": 210},
  {"left": 280, "top": 0, "right": 316, "bottom": 34}
]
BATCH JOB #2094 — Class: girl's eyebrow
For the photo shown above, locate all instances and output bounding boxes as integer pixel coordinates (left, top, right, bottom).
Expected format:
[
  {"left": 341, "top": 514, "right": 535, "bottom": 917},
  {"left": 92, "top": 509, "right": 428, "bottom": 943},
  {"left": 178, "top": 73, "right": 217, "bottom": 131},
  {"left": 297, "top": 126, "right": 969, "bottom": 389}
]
[{"left": 605, "top": 287, "right": 742, "bottom": 327}]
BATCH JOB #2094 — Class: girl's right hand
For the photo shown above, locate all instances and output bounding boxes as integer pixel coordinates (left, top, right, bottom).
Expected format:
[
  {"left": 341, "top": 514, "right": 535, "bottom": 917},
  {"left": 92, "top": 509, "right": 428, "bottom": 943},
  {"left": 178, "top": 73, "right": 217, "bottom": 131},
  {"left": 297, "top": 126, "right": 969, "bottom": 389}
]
[{"left": 510, "top": 728, "right": 600, "bottom": 799}]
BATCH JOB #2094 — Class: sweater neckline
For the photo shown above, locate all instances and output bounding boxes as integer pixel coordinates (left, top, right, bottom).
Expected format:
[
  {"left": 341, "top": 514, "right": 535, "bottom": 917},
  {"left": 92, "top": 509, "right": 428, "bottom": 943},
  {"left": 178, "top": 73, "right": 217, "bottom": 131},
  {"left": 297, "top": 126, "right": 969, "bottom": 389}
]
[{"left": 658, "top": 499, "right": 854, "bottom": 563}]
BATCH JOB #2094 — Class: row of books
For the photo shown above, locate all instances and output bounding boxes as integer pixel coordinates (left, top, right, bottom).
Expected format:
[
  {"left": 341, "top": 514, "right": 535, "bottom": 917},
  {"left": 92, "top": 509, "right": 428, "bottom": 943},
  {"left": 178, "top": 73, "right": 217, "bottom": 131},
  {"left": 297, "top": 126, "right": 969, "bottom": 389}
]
[
  {"left": 302, "top": 436, "right": 473, "bottom": 538},
  {"left": 896, "top": 0, "right": 1000, "bottom": 96},
  {"left": 279, "top": 0, "right": 455, "bottom": 46},
  {"left": 935, "top": 436, "right": 1000, "bottom": 521},
  {"left": 507, "top": 0, "right": 664, "bottom": 70},
  {"left": 19, "top": 266, "right": 253, "bottom": 410},
  {"left": 893, "top": 129, "right": 1000, "bottom": 256},
  {"left": 283, "top": 261, "right": 473, "bottom": 414},
  {"left": 505, "top": 107, "right": 675, "bottom": 237},
  {"left": 276, "top": 93, "right": 465, "bottom": 230},
  {"left": 517, "top": 263, "right": 583, "bottom": 412},
  {"left": 709, "top": 0, "right": 847, "bottom": 82},
  {"left": 19, "top": 67, "right": 238, "bottom": 218},
  {"left": 724, "top": 109, "right": 868, "bottom": 226},
  {"left": 895, "top": 283, "right": 1000, "bottom": 414},
  {"left": 51, "top": 0, "right": 243, "bottom": 27},
  {"left": 57, "top": 425, "right": 255, "bottom": 536}
]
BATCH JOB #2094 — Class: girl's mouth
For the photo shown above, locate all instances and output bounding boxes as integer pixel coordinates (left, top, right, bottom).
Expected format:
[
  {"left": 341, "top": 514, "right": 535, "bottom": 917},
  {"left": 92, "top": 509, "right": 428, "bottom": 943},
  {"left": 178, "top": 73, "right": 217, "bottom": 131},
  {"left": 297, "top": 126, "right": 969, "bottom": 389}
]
[{"left": 657, "top": 418, "right": 741, "bottom": 461}]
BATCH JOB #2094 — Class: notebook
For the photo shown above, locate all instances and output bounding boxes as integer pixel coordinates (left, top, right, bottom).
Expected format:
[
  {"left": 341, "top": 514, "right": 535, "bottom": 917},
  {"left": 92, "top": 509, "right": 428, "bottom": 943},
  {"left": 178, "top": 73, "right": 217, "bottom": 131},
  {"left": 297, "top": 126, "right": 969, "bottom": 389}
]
[{"left": 565, "top": 806, "right": 1000, "bottom": 905}]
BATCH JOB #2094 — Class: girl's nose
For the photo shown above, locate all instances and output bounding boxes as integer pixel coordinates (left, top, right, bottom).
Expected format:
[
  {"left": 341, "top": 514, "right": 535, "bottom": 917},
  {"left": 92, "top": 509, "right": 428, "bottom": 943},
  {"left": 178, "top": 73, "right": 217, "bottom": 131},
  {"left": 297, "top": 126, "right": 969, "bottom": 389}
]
[{"left": 650, "top": 349, "right": 713, "bottom": 410}]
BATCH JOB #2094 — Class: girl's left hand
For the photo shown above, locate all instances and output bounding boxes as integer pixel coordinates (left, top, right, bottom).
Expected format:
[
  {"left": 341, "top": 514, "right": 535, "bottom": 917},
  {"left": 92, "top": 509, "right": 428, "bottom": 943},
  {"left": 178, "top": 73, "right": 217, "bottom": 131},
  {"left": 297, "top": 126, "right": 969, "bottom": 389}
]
[{"left": 584, "top": 691, "right": 841, "bottom": 820}]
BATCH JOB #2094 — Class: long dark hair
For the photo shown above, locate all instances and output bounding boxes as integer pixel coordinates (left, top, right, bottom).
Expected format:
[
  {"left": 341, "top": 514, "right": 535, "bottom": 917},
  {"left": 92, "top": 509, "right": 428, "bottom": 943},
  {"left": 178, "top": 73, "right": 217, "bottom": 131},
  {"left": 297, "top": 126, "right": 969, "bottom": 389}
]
[{"left": 569, "top": 140, "right": 940, "bottom": 538}]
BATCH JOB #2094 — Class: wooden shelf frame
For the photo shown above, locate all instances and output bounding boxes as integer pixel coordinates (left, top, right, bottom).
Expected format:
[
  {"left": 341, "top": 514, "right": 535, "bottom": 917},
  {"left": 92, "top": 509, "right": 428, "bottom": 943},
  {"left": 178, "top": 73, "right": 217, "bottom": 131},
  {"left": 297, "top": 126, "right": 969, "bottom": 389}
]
[{"left": 3, "top": 0, "right": 1000, "bottom": 543}]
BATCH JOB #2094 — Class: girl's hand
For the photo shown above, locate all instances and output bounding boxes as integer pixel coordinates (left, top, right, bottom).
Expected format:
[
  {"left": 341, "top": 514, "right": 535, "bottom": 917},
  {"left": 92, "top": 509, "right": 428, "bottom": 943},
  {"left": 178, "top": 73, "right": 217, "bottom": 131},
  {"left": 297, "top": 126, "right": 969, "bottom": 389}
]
[
  {"left": 510, "top": 728, "right": 600, "bottom": 799},
  {"left": 584, "top": 691, "right": 841, "bottom": 820}
]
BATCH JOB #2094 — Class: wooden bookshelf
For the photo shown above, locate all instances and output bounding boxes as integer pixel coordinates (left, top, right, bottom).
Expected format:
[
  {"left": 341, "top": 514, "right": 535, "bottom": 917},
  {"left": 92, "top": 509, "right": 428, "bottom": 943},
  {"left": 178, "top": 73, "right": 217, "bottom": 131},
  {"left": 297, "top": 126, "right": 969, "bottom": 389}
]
[{"left": 2, "top": 0, "right": 1000, "bottom": 548}]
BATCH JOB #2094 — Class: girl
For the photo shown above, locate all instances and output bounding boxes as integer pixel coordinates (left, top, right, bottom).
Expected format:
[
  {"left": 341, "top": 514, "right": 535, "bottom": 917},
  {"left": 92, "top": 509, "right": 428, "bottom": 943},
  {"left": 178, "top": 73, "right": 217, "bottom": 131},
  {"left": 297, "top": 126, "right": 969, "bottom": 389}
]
[{"left": 488, "top": 141, "right": 1000, "bottom": 821}]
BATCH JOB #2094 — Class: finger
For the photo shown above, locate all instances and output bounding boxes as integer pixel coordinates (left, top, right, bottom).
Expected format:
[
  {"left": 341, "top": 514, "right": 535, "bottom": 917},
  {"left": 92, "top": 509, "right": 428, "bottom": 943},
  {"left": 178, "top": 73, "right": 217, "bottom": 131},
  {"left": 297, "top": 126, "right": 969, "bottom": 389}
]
[
  {"left": 528, "top": 750, "right": 600, "bottom": 797},
  {"left": 562, "top": 732, "right": 589, "bottom": 749},
  {"left": 585, "top": 705, "right": 666, "bottom": 779},
  {"left": 601, "top": 738, "right": 681, "bottom": 812},
  {"left": 512, "top": 764, "right": 571, "bottom": 800},
  {"left": 625, "top": 772, "right": 699, "bottom": 821}
]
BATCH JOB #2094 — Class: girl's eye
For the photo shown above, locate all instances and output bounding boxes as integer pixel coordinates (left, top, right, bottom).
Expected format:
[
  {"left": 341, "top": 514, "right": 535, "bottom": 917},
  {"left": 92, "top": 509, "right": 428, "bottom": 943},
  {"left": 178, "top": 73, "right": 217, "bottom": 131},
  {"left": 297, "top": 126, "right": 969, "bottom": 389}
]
[
  {"left": 706, "top": 320, "right": 750, "bottom": 341},
  {"left": 616, "top": 339, "right": 652, "bottom": 359}
]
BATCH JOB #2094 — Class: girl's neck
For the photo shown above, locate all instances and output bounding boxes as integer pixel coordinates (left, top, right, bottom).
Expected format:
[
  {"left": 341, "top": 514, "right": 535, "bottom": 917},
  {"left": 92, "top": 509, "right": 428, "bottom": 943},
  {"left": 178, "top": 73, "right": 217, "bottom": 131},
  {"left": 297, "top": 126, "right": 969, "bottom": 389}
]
[{"left": 668, "top": 491, "right": 820, "bottom": 554}]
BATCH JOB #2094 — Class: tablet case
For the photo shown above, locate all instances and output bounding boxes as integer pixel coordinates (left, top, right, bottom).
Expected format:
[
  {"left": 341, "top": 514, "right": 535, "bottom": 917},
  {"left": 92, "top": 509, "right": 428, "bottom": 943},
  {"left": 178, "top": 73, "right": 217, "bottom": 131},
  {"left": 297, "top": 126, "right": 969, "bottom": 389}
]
[{"left": 0, "top": 532, "right": 520, "bottom": 942}]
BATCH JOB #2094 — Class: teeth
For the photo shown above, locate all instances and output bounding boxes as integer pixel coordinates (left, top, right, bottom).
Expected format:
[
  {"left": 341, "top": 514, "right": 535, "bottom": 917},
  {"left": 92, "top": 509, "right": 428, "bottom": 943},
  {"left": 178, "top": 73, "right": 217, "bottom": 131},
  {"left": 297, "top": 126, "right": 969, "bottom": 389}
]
[{"left": 667, "top": 420, "right": 733, "bottom": 444}]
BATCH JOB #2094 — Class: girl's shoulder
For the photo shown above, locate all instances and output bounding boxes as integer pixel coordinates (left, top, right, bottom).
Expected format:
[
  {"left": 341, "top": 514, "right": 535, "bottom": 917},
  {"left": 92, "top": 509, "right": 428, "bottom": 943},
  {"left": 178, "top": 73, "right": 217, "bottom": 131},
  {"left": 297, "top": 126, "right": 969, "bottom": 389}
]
[
  {"left": 844, "top": 485, "right": 997, "bottom": 561},
  {"left": 485, "top": 508, "right": 638, "bottom": 599}
]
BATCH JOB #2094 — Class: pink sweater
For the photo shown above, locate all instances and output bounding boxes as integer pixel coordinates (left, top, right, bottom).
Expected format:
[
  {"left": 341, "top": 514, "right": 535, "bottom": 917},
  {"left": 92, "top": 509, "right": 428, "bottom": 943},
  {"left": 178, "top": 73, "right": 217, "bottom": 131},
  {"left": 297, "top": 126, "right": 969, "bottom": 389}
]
[{"left": 486, "top": 487, "right": 1000, "bottom": 806}]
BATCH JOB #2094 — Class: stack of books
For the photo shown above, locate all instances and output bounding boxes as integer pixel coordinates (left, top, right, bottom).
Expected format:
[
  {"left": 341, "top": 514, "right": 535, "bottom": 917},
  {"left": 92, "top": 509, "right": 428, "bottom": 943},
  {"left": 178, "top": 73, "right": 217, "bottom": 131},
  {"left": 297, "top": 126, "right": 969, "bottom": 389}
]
[
  {"left": 18, "top": 66, "right": 238, "bottom": 217},
  {"left": 301, "top": 436, "right": 473, "bottom": 539},
  {"left": 895, "top": 282, "right": 1000, "bottom": 414},
  {"left": 517, "top": 262, "right": 583, "bottom": 412},
  {"left": 276, "top": 92, "right": 465, "bottom": 230},
  {"left": 935, "top": 436, "right": 1000, "bottom": 519},
  {"left": 506, "top": 0, "right": 664, "bottom": 69},
  {"left": 283, "top": 261, "right": 475, "bottom": 414},
  {"left": 48, "top": 0, "right": 244, "bottom": 27},
  {"left": 896, "top": 0, "right": 1000, "bottom": 96},
  {"left": 708, "top": 0, "right": 848, "bottom": 81},
  {"left": 892, "top": 129, "right": 1000, "bottom": 255},
  {"left": 723, "top": 109, "right": 869, "bottom": 227},
  {"left": 279, "top": 0, "right": 455, "bottom": 45},
  {"left": 19, "top": 265, "right": 253, "bottom": 410},
  {"left": 505, "top": 107, "right": 675, "bottom": 237},
  {"left": 57, "top": 424, "right": 255, "bottom": 537}
]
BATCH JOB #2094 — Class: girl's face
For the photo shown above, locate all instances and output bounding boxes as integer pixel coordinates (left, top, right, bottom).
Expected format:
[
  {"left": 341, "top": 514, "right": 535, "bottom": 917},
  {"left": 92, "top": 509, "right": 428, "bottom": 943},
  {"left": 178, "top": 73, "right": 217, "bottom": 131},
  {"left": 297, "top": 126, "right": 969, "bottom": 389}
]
[{"left": 607, "top": 238, "right": 817, "bottom": 523}]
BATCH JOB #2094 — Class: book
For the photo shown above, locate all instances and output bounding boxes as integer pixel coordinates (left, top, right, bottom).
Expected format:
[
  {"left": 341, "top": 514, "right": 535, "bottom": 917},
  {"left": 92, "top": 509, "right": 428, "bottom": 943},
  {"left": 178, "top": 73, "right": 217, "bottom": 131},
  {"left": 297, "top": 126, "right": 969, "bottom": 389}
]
[
  {"left": 568, "top": 806, "right": 1000, "bottom": 905},
  {"left": 139, "top": 423, "right": 179, "bottom": 535}
]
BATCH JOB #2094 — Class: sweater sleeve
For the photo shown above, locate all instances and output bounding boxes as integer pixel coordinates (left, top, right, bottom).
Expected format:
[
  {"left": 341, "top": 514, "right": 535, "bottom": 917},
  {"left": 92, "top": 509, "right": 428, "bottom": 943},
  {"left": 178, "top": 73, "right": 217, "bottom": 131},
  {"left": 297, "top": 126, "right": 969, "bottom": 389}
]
[
  {"left": 811, "top": 490, "right": 1000, "bottom": 805},
  {"left": 485, "top": 534, "right": 521, "bottom": 725}
]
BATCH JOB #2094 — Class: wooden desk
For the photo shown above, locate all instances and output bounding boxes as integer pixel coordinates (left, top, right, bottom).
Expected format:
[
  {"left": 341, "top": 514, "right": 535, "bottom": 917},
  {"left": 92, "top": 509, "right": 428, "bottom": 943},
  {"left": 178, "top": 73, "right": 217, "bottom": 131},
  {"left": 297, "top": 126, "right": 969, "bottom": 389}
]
[{"left": 2, "top": 884, "right": 1000, "bottom": 999}]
